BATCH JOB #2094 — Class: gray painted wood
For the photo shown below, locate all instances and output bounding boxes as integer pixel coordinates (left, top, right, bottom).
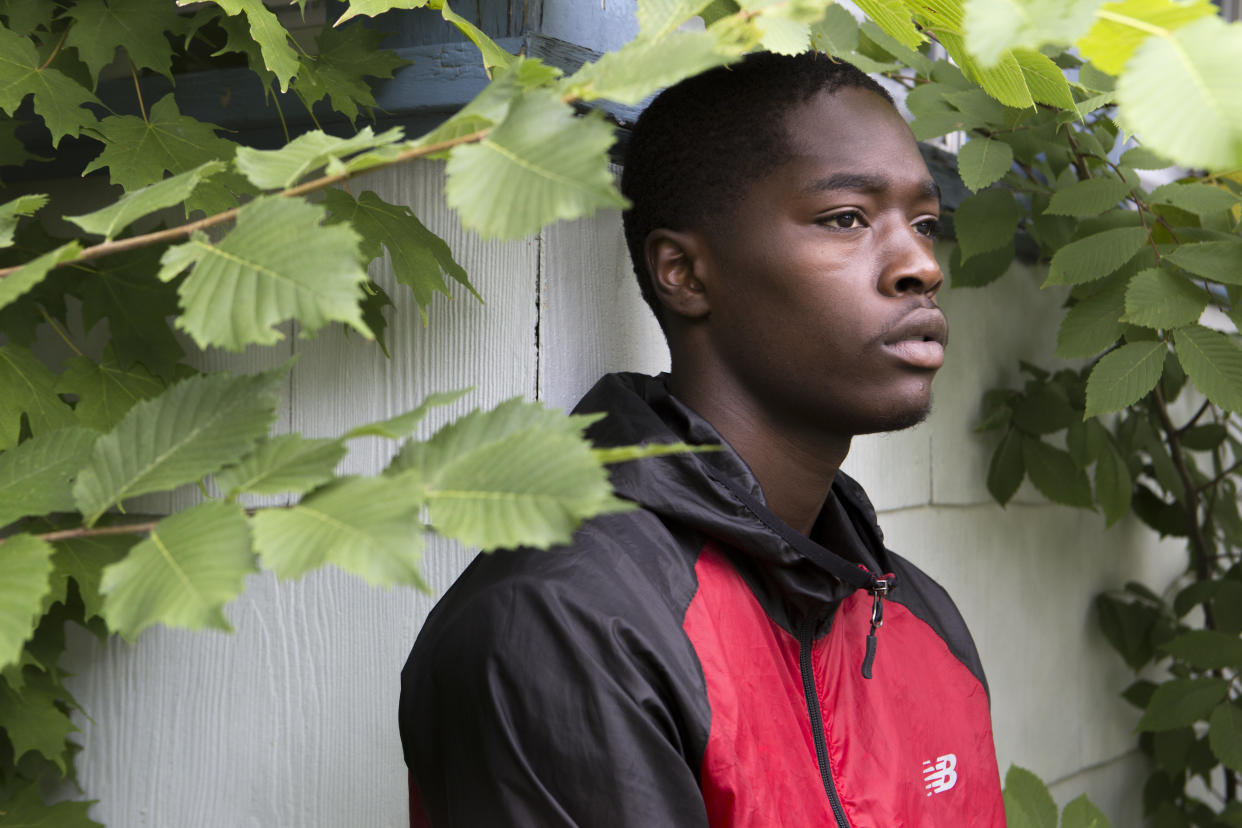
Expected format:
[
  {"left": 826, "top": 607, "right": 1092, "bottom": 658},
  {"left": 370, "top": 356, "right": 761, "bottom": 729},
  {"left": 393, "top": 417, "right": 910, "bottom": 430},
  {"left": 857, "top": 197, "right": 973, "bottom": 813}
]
[{"left": 63, "top": 159, "right": 537, "bottom": 828}]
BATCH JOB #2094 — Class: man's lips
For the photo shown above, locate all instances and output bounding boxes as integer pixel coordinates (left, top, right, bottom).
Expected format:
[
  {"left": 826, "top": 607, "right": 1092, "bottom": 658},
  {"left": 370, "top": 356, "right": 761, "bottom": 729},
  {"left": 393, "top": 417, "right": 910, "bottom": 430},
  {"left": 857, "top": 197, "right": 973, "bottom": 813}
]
[{"left": 882, "top": 308, "right": 948, "bottom": 370}]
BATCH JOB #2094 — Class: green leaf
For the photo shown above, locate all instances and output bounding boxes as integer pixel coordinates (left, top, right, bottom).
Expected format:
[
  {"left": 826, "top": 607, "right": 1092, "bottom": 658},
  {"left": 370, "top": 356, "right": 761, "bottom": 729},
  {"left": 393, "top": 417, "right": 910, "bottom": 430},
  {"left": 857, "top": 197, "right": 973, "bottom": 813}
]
[
  {"left": 72, "top": 368, "right": 284, "bottom": 526},
  {"left": 52, "top": 535, "right": 135, "bottom": 623},
  {"left": 954, "top": 188, "right": 1020, "bottom": 261},
  {"left": 963, "top": 0, "right": 1101, "bottom": 67},
  {"left": 393, "top": 398, "right": 632, "bottom": 550},
  {"left": 66, "top": 161, "right": 226, "bottom": 241},
  {"left": 445, "top": 89, "right": 626, "bottom": 239},
  {"left": 565, "top": 30, "right": 735, "bottom": 106},
  {"left": 949, "top": 239, "right": 1014, "bottom": 288},
  {"left": 1160, "top": 630, "right": 1242, "bottom": 670},
  {"left": 1003, "top": 765, "right": 1057, "bottom": 828},
  {"left": 214, "top": 434, "right": 346, "bottom": 497},
  {"left": 809, "top": 4, "right": 861, "bottom": 54},
  {"left": 1011, "top": 385, "right": 1077, "bottom": 434},
  {"left": 0, "top": 668, "right": 77, "bottom": 772},
  {"left": 0, "top": 241, "right": 82, "bottom": 314},
  {"left": 0, "top": 781, "right": 101, "bottom": 828},
  {"left": 434, "top": 0, "right": 515, "bottom": 75},
  {"left": 1136, "top": 677, "right": 1229, "bottom": 731},
  {"left": 637, "top": 0, "right": 714, "bottom": 39},
  {"left": 0, "top": 0, "right": 57, "bottom": 36},
  {"left": 1084, "top": 341, "right": 1165, "bottom": 416},
  {"left": 343, "top": 388, "right": 469, "bottom": 439},
  {"left": 0, "top": 26, "right": 99, "bottom": 146},
  {"left": 252, "top": 475, "right": 425, "bottom": 587},
  {"left": 1178, "top": 423, "right": 1225, "bottom": 451},
  {"left": 82, "top": 95, "right": 238, "bottom": 211},
  {"left": 855, "top": 0, "right": 924, "bottom": 49},
  {"left": 1148, "top": 182, "right": 1240, "bottom": 217},
  {"left": 65, "top": 0, "right": 177, "bottom": 84},
  {"left": 235, "top": 127, "right": 405, "bottom": 190},
  {"left": 0, "top": 193, "right": 47, "bottom": 247},
  {"left": 1119, "top": 145, "right": 1172, "bottom": 169},
  {"left": 158, "top": 196, "right": 369, "bottom": 351},
  {"left": 1076, "top": 0, "right": 1216, "bottom": 76},
  {"left": 335, "top": 0, "right": 431, "bottom": 26},
  {"left": 56, "top": 347, "right": 165, "bottom": 432},
  {"left": 1122, "top": 267, "right": 1208, "bottom": 329},
  {"left": 323, "top": 189, "right": 477, "bottom": 317},
  {"left": 1022, "top": 436, "right": 1094, "bottom": 508},
  {"left": 988, "top": 428, "right": 1025, "bottom": 505},
  {"left": 1209, "top": 703, "right": 1242, "bottom": 773},
  {"left": 0, "top": 344, "right": 76, "bottom": 452},
  {"left": 202, "top": 0, "right": 299, "bottom": 91},
  {"left": 293, "top": 24, "right": 408, "bottom": 122},
  {"left": 76, "top": 248, "right": 186, "bottom": 381},
  {"left": 100, "top": 500, "right": 255, "bottom": 639},
  {"left": 1164, "top": 239, "right": 1242, "bottom": 286},
  {"left": 1094, "top": 434, "right": 1131, "bottom": 526},
  {"left": 0, "top": 426, "right": 98, "bottom": 528},
  {"left": 957, "top": 138, "right": 1014, "bottom": 193},
  {"left": 1046, "top": 177, "right": 1134, "bottom": 217},
  {"left": 1057, "top": 281, "right": 1128, "bottom": 359},
  {"left": 1115, "top": 16, "right": 1242, "bottom": 172},
  {"left": 0, "top": 534, "right": 53, "bottom": 672},
  {"left": 1045, "top": 226, "right": 1148, "bottom": 286},
  {"left": 1173, "top": 325, "right": 1242, "bottom": 413},
  {"left": 1013, "top": 48, "right": 1077, "bottom": 109},
  {"left": 1061, "top": 794, "right": 1112, "bottom": 828}
]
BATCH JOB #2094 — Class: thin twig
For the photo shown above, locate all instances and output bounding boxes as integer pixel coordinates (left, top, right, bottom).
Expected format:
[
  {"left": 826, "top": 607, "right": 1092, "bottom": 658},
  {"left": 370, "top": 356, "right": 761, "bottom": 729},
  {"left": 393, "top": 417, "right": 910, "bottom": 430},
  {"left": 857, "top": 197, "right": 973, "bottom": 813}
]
[
  {"left": 39, "top": 305, "right": 83, "bottom": 357},
  {"left": 130, "top": 59, "right": 148, "bottom": 123},
  {"left": 1179, "top": 399, "right": 1213, "bottom": 433},
  {"left": 25, "top": 520, "right": 160, "bottom": 544},
  {"left": 0, "top": 128, "right": 491, "bottom": 280},
  {"left": 38, "top": 29, "right": 69, "bottom": 71}
]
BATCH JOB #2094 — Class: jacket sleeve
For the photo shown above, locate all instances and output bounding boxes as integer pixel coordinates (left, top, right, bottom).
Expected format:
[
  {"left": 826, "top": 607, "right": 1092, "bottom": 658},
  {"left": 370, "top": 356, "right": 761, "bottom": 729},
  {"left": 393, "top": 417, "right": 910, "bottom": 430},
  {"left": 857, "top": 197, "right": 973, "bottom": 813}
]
[{"left": 399, "top": 572, "right": 711, "bottom": 828}]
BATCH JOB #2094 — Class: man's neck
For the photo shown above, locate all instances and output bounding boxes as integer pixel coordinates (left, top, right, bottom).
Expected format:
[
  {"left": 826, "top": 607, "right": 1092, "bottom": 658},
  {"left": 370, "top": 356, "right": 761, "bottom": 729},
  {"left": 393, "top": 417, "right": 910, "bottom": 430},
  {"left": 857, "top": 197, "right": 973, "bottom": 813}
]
[{"left": 668, "top": 370, "right": 852, "bottom": 538}]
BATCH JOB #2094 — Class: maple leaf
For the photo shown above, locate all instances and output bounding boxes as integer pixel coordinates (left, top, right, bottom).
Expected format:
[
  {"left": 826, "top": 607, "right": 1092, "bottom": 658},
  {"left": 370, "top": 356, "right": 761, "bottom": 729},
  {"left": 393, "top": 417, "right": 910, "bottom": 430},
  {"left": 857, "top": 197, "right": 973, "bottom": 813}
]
[
  {"left": 0, "top": 344, "right": 76, "bottom": 451},
  {"left": 0, "top": 26, "right": 99, "bottom": 146},
  {"left": 74, "top": 246, "right": 186, "bottom": 381},
  {"left": 65, "top": 0, "right": 178, "bottom": 85},
  {"left": 57, "top": 345, "right": 166, "bottom": 432},
  {"left": 294, "top": 24, "right": 409, "bottom": 122},
  {"left": 81, "top": 94, "right": 243, "bottom": 214}
]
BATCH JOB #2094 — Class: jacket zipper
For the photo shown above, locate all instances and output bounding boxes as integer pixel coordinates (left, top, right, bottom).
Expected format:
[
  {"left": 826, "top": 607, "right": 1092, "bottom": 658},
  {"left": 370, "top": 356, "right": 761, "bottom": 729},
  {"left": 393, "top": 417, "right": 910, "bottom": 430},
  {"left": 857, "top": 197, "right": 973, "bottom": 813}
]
[
  {"left": 797, "top": 577, "right": 894, "bottom": 826},
  {"left": 797, "top": 617, "right": 850, "bottom": 828}
]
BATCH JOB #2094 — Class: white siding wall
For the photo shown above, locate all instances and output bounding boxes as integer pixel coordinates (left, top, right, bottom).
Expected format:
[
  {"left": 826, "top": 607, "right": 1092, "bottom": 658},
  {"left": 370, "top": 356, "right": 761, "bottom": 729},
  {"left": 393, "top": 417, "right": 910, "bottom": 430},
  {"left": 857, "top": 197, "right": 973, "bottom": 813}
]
[{"left": 59, "top": 163, "right": 1178, "bottom": 826}]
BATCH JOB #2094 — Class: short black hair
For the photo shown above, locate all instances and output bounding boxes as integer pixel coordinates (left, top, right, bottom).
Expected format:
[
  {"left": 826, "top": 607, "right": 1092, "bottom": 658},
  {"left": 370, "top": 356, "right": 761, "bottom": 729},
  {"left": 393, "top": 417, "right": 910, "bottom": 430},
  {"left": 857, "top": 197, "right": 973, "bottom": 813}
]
[{"left": 620, "top": 51, "right": 894, "bottom": 327}]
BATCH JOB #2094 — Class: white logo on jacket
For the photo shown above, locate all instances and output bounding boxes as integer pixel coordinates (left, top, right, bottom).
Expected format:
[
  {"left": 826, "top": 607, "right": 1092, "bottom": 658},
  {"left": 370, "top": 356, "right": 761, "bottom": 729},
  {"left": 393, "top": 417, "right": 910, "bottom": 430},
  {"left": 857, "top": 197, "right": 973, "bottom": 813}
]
[{"left": 922, "top": 754, "right": 958, "bottom": 795}]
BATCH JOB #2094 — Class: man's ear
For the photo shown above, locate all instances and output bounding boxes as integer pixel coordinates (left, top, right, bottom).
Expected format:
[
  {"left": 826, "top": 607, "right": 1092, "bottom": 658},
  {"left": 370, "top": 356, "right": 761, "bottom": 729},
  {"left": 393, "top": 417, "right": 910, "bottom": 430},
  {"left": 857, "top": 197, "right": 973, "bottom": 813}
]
[{"left": 644, "top": 229, "right": 711, "bottom": 321}]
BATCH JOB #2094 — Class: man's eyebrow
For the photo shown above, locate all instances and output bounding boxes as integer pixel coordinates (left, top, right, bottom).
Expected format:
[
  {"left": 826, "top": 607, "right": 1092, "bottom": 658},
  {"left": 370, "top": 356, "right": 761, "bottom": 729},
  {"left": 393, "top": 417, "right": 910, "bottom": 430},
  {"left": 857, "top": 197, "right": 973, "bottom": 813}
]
[{"left": 802, "top": 173, "right": 942, "bottom": 203}]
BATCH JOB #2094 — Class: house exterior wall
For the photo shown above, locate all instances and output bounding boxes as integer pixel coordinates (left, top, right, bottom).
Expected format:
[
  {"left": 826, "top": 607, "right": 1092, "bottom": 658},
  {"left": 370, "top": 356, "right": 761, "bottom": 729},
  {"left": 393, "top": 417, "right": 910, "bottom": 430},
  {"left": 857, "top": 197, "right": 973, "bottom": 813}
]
[{"left": 59, "top": 159, "right": 1180, "bottom": 826}]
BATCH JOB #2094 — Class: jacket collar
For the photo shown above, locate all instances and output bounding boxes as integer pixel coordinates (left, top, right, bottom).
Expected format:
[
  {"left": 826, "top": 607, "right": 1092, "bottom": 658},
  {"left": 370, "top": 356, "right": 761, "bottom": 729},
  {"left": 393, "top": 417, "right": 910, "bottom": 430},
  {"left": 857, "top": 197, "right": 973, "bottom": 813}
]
[{"left": 575, "top": 372, "right": 891, "bottom": 617}]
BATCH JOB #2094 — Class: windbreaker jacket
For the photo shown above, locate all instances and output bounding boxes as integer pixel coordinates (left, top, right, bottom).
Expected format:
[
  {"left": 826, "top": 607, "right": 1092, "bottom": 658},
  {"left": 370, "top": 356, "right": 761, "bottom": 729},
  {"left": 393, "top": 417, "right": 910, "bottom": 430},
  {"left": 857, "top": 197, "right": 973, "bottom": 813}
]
[{"left": 399, "top": 373, "right": 1006, "bottom": 827}]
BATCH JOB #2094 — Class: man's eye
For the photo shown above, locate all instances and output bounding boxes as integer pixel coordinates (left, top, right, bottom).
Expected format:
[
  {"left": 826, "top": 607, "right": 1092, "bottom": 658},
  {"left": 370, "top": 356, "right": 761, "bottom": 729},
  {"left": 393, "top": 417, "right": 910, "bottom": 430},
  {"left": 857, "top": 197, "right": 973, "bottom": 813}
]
[
  {"left": 914, "top": 218, "right": 940, "bottom": 238},
  {"left": 824, "top": 212, "right": 863, "bottom": 229}
]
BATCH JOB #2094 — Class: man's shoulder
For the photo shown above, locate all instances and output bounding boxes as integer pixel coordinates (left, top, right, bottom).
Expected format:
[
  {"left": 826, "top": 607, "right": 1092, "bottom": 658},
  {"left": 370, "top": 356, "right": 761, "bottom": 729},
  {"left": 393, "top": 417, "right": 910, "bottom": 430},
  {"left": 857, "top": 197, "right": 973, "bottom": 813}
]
[{"left": 414, "top": 507, "right": 701, "bottom": 653}]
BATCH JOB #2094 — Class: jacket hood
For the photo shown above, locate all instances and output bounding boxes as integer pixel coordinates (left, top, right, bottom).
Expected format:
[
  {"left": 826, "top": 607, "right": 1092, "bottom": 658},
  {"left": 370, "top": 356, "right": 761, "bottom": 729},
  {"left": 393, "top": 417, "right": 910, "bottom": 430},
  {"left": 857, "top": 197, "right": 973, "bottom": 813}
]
[{"left": 574, "top": 372, "right": 893, "bottom": 620}]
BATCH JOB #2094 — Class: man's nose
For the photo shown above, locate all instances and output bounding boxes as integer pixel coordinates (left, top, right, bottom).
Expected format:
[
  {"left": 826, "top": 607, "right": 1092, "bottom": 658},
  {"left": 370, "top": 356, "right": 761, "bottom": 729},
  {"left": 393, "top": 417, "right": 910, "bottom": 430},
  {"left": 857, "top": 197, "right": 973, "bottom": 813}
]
[{"left": 879, "top": 226, "right": 943, "bottom": 298}]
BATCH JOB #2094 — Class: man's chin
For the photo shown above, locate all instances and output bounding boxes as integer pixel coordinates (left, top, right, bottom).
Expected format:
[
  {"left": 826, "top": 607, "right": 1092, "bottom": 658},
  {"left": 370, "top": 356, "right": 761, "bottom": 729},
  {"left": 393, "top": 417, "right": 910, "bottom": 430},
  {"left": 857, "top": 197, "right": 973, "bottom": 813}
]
[{"left": 857, "top": 398, "right": 933, "bottom": 435}]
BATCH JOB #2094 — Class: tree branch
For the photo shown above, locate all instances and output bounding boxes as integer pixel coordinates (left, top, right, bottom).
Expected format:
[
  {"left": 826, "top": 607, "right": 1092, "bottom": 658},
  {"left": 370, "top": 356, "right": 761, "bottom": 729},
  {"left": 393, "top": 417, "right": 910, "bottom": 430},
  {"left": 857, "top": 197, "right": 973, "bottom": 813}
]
[{"left": 0, "top": 128, "right": 491, "bottom": 280}]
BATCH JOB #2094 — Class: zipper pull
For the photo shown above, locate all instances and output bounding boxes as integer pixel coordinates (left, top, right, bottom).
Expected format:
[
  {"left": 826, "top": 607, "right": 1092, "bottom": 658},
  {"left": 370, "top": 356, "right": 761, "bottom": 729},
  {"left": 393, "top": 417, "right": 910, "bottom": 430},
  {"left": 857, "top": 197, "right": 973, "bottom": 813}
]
[{"left": 861, "top": 575, "right": 893, "bottom": 679}]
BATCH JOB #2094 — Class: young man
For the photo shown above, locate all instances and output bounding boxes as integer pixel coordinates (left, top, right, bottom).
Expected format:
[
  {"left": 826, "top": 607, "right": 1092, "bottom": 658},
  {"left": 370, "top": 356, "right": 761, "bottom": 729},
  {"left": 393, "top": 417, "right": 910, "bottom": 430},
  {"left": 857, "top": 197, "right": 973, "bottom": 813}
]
[{"left": 399, "top": 52, "right": 1005, "bottom": 827}]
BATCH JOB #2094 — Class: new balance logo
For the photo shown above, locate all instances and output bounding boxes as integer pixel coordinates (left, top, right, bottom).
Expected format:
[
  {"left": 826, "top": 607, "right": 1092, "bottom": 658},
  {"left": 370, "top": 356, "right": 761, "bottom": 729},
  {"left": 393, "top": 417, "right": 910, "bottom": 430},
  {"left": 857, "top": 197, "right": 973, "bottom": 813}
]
[{"left": 922, "top": 754, "right": 958, "bottom": 796}]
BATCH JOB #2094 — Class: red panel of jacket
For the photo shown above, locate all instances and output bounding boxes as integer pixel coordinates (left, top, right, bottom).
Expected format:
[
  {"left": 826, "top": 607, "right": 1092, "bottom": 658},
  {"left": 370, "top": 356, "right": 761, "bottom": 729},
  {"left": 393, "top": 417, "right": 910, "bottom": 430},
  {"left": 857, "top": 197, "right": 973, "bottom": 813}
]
[{"left": 686, "top": 542, "right": 1004, "bottom": 827}]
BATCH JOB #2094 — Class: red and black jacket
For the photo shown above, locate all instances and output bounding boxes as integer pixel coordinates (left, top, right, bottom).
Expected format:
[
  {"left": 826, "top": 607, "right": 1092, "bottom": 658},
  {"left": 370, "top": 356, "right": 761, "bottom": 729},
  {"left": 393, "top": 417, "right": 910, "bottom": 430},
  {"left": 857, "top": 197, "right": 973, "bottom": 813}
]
[{"left": 399, "top": 373, "right": 1006, "bottom": 827}]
